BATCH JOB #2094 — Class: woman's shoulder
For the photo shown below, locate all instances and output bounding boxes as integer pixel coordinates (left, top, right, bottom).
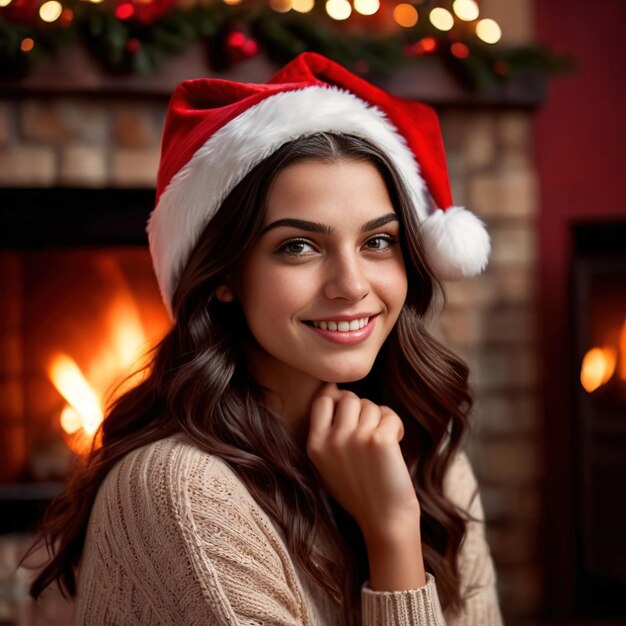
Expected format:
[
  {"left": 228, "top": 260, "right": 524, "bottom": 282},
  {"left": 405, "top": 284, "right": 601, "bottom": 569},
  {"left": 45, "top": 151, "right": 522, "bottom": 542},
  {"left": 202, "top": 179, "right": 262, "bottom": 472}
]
[{"left": 96, "top": 432, "right": 258, "bottom": 521}]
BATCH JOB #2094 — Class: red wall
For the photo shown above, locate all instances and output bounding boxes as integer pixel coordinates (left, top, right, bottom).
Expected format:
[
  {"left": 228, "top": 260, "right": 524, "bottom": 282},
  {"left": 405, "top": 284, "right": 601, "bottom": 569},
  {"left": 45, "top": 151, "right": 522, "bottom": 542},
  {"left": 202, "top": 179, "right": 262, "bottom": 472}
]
[{"left": 534, "top": 0, "right": 626, "bottom": 612}]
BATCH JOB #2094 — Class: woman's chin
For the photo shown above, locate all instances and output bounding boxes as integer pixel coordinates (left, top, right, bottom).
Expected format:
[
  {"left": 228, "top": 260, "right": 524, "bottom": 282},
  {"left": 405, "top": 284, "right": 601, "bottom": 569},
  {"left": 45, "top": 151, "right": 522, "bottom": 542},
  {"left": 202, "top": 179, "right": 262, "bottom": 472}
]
[{"left": 316, "top": 364, "right": 375, "bottom": 384}]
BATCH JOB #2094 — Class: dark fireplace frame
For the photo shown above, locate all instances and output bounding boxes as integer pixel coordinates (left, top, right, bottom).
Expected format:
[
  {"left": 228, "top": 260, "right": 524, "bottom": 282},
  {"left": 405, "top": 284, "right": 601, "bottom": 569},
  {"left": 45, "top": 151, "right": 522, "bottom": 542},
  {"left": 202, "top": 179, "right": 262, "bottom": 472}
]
[{"left": 556, "top": 219, "right": 626, "bottom": 620}]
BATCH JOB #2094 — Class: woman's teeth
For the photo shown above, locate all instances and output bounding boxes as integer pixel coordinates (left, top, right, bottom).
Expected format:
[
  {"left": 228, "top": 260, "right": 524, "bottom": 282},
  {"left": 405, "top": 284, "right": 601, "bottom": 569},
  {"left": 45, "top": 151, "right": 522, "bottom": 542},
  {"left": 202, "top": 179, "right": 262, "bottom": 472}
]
[{"left": 311, "top": 317, "right": 370, "bottom": 331}]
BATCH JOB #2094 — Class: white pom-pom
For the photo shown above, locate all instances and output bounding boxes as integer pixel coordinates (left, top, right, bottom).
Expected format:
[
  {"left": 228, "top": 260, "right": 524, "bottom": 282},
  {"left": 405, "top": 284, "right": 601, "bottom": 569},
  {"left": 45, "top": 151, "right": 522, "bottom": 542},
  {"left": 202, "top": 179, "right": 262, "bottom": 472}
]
[{"left": 420, "top": 207, "right": 490, "bottom": 280}]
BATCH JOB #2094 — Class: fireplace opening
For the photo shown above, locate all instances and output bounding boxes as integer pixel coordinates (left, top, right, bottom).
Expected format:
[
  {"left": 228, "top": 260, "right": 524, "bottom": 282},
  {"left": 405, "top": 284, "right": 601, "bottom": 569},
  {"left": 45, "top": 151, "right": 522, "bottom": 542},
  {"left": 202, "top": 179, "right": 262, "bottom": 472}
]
[
  {"left": 0, "top": 188, "right": 168, "bottom": 532},
  {"left": 571, "top": 219, "right": 626, "bottom": 618}
]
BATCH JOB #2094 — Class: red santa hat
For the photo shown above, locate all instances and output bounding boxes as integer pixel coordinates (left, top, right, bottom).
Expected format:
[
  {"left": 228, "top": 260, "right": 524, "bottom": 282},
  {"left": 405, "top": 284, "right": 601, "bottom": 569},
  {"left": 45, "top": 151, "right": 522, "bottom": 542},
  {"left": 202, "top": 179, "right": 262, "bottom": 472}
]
[{"left": 148, "top": 52, "right": 490, "bottom": 318}]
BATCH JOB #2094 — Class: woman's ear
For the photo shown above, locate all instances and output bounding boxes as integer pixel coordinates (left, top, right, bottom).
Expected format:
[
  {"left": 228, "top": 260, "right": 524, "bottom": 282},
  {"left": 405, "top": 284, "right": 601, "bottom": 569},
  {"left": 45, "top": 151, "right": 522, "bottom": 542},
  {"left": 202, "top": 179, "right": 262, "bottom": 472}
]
[{"left": 215, "top": 284, "right": 236, "bottom": 302}]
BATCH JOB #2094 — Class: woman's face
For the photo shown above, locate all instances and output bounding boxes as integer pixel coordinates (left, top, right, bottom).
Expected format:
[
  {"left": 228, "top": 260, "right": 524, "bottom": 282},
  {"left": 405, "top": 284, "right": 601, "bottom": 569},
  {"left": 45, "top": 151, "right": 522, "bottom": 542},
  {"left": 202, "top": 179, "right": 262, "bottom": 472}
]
[{"left": 230, "top": 158, "right": 408, "bottom": 387}]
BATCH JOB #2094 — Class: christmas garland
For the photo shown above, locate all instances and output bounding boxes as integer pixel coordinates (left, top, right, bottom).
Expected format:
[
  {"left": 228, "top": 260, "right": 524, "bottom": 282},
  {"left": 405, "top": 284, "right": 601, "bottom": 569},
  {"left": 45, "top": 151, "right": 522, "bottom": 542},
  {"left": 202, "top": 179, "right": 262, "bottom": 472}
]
[{"left": 0, "top": 0, "right": 572, "bottom": 89}]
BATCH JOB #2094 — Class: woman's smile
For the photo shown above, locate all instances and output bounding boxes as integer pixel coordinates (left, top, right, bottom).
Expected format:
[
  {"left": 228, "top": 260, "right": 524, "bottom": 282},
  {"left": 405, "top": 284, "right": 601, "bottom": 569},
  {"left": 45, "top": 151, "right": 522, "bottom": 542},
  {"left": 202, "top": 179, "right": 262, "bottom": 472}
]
[
  {"left": 301, "top": 312, "right": 380, "bottom": 345},
  {"left": 228, "top": 158, "right": 408, "bottom": 388}
]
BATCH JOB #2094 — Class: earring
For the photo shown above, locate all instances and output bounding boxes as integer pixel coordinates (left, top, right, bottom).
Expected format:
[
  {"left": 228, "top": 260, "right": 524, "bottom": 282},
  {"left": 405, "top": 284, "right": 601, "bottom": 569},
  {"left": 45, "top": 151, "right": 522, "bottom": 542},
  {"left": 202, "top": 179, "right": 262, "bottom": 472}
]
[{"left": 215, "top": 284, "right": 236, "bottom": 302}]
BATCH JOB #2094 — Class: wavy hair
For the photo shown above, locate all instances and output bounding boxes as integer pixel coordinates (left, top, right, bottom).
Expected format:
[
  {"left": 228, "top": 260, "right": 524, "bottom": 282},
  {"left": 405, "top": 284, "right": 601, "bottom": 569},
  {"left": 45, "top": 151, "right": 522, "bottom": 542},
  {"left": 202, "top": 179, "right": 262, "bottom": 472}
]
[{"left": 24, "top": 132, "right": 472, "bottom": 622}]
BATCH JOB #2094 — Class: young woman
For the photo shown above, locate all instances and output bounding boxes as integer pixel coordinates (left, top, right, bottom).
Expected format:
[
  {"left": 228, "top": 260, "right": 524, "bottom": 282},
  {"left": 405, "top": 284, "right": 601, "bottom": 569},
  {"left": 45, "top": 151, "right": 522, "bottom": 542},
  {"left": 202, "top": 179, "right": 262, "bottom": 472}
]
[{"left": 27, "top": 53, "right": 501, "bottom": 624}]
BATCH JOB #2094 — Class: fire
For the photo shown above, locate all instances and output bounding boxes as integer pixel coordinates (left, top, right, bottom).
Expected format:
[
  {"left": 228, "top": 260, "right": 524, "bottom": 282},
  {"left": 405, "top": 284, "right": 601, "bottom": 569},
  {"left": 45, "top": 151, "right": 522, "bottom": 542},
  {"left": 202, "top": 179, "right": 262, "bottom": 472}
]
[
  {"left": 580, "top": 316, "right": 626, "bottom": 393},
  {"left": 49, "top": 354, "right": 103, "bottom": 436},
  {"left": 580, "top": 347, "right": 618, "bottom": 393},
  {"left": 48, "top": 289, "right": 164, "bottom": 456}
]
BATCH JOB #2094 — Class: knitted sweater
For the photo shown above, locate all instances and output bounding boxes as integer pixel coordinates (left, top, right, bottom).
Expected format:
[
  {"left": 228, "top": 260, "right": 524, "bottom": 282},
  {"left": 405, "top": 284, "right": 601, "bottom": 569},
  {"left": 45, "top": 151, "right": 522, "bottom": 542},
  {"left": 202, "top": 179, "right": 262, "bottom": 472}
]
[{"left": 76, "top": 433, "right": 503, "bottom": 625}]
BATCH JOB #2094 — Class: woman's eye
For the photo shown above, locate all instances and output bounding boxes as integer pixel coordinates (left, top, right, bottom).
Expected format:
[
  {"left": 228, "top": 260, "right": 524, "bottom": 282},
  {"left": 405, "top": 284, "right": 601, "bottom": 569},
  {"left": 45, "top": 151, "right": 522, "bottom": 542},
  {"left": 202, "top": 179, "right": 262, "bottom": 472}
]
[
  {"left": 364, "top": 235, "right": 398, "bottom": 251},
  {"left": 277, "top": 239, "right": 316, "bottom": 256}
]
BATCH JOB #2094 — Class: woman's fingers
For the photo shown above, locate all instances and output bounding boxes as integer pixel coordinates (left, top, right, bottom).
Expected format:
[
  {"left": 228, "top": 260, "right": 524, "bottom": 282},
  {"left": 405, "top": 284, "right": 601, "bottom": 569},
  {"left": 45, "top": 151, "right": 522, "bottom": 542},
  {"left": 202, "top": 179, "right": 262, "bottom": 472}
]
[
  {"left": 308, "top": 395, "right": 334, "bottom": 446},
  {"left": 332, "top": 392, "right": 362, "bottom": 435},
  {"left": 311, "top": 386, "right": 387, "bottom": 438},
  {"left": 377, "top": 406, "right": 405, "bottom": 443},
  {"left": 354, "top": 400, "right": 383, "bottom": 435}
]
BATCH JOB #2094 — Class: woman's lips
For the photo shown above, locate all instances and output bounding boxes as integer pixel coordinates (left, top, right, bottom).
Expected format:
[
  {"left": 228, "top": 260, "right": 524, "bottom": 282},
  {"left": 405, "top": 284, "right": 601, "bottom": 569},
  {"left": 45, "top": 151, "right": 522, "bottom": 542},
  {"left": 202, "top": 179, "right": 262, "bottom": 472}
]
[{"left": 303, "top": 314, "right": 378, "bottom": 345}]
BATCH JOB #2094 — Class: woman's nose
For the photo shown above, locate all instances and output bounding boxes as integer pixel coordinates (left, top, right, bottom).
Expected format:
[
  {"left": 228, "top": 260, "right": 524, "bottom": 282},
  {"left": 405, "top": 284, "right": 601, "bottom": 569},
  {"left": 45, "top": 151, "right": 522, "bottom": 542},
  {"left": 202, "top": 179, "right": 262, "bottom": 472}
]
[{"left": 323, "top": 250, "right": 370, "bottom": 302}]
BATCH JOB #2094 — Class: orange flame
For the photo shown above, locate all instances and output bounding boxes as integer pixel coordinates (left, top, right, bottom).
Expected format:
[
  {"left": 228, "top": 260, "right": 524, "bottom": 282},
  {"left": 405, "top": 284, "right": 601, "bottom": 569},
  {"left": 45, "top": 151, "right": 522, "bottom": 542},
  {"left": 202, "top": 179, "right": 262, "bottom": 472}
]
[
  {"left": 48, "top": 292, "right": 158, "bottom": 456},
  {"left": 580, "top": 347, "right": 618, "bottom": 393},
  {"left": 580, "top": 316, "right": 626, "bottom": 393}
]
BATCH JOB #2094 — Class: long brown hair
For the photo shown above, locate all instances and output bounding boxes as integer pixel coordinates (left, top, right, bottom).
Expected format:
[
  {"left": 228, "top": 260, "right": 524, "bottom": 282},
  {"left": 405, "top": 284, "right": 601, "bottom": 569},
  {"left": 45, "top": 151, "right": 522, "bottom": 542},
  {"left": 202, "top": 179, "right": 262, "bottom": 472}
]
[{"left": 25, "top": 132, "right": 472, "bottom": 621}]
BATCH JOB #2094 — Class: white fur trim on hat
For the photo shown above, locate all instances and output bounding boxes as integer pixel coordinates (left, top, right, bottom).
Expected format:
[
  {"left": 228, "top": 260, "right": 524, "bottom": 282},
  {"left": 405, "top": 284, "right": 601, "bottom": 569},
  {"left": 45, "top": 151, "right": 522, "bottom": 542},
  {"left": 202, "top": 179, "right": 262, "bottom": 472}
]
[
  {"left": 148, "top": 86, "right": 430, "bottom": 318},
  {"left": 421, "top": 207, "right": 491, "bottom": 280}
]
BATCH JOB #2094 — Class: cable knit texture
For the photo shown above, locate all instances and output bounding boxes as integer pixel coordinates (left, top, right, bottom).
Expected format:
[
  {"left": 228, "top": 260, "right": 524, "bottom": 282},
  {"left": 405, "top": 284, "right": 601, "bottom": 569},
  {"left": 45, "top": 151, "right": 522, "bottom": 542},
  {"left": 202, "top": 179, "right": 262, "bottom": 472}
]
[{"left": 76, "top": 433, "right": 503, "bottom": 625}]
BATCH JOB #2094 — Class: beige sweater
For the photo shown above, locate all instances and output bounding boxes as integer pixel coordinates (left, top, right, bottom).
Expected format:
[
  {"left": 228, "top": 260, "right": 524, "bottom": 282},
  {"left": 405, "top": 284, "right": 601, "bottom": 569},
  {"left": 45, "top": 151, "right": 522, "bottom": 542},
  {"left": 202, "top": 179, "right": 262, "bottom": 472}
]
[{"left": 76, "top": 433, "right": 503, "bottom": 625}]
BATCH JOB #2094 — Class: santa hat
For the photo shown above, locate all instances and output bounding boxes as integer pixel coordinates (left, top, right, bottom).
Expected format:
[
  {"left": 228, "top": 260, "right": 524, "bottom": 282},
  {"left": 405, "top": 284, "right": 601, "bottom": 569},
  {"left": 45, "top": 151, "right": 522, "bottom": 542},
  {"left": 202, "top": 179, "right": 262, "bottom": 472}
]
[{"left": 148, "top": 52, "right": 490, "bottom": 319}]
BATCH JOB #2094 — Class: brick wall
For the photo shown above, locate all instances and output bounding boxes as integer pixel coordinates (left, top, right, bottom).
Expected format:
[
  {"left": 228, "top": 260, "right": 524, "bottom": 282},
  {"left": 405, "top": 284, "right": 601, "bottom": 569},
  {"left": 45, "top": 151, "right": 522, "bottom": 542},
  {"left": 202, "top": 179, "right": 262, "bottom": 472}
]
[
  {"left": 0, "top": 99, "right": 164, "bottom": 188},
  {"left": 0, "top": 95, "right": 542, "bottom": 624},
  {"left": 438, "top": 107, "right": 542, "bottom": 623}
]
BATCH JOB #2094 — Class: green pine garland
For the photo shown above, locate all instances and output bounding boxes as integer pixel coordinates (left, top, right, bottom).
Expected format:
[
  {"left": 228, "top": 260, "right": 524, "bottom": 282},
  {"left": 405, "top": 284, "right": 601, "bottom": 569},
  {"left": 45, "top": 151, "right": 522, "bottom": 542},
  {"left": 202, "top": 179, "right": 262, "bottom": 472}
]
[{"left": 0, "top": 0, "right": 573, "bottom": 88}]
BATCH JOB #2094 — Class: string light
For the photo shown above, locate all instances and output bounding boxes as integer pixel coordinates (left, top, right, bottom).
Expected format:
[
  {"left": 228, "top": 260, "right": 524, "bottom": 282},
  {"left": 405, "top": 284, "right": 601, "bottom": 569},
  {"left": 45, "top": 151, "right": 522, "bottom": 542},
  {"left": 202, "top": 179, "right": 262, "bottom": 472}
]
[
  {"left": 452, "top": 0, "right": 478, "bottom": 21},
  {"left": 20, "top": 38, "right": 35, "bottom": 52},
  {"left": 354, "top": 0, "right": 379, "bottom": 16},
  {"left": 292, "top": 0, "right": 314, "bottom": 13},
  {"left": 80, "top": 0, "right": 105, "bottom": 3},
  {"left": 269, "top": 0, "right": 292, "bottom": 12},
  {"left": 223, "top": 0, "right": 243, "bottom": 5},
  {"left": 392, "top": 3, "right": 418, "bottom": 28},
  {"left": 59, "top": 7, "right": 74, "bottom": 25},
  {"left": 450, "top": 42, "right": 469, "bottom": 58},
  {"left": 417, "top": 36, "right": 436, "bottom": 53},
  {"left": 429, "top": 7, "right": 453, "bottom": 31},
  {"left": 406, "top": 36, "right": 437, "bottom": 57},
  {"left": 227, "top": 32, "right": 246, "bottom": 46},
  {"left": 0, "top": 0, "right": 13, "bottom": 6},
  {"left": 39, "top": 0, "right": 63, "bottom": 22},
  {"left": 115, "top": 2, "right": 135, "bottom": 18},
  {"left": 476, "top": 18, "right": 501, "bottom": 44},
  {"left": 325, "top": 0, "right": 351, "bottom": 21}
]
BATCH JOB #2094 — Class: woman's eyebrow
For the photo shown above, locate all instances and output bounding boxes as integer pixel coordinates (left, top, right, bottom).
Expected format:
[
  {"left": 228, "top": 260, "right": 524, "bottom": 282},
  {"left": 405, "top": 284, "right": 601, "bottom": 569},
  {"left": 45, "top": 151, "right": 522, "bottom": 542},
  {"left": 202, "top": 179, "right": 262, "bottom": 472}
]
[
  {"left": 361, "top": 213, "right": 398, "bottom": 232},
  {"left": 261, "top": 218, "right": 331, "bottom": 235},
  {"left": 260, "top": 213, "right": 398, "bottom": 236}
]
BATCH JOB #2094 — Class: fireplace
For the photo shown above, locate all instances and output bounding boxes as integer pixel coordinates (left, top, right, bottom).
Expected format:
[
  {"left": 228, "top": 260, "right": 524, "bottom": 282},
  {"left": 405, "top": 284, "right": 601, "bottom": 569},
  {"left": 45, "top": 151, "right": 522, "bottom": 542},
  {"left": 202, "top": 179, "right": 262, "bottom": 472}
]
[
  {"left": 0, "top": 188, "right": 169, "bottom": 531},
  {"left": 570, "top": 220, "right": 626, "bottom": 619}
]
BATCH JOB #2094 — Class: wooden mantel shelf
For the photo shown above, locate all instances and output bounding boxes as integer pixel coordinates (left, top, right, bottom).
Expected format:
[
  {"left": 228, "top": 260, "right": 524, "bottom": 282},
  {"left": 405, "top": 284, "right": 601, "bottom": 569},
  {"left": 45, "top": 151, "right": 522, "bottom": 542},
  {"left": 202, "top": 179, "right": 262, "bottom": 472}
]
[{"left": 0, "top": 43, "right": 547, "bottom": 108}]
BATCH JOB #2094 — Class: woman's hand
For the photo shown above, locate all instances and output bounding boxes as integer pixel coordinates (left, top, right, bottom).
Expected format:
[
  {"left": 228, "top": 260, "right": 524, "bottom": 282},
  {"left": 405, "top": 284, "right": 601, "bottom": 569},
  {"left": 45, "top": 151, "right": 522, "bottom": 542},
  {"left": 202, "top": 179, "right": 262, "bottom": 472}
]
[{"left": 306, "top": 383, "right": 421, "bottom": 543}]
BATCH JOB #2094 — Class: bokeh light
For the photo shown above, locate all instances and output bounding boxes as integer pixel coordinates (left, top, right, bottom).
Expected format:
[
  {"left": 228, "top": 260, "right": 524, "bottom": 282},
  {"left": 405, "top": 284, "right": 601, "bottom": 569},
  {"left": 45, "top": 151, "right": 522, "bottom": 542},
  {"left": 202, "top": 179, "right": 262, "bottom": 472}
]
[
  {"left": 476, "top": 18, "right": 502, "bottom": 44},
  {"left": 429, "top": 7, "right": 454, "bottom": 31},
  {"left": 270, "top": 0, "right": 292, "bottom": 12},
  {"left": 354, "top": 0, "right": 379, "bottom": 16},
  {"left": 450, "top": 42, "right": 469, "bottom": 58},
  {"left": 452, "top": 0, "right": 478, "bottom": 21},
  {"left": 20, "top": 38, "right": 35, "bottom": 52},
  {"left": 114, "top": 2, "right": 135, "bottom": 18},
  {"left": 292, "top": 0, "right": 314, "bottom": 12},
  {"left": 39, "top": 0, "right": 63, "bottom": 22},
  {"left": 392, "top": 3, "right": 418, "bottom": 28},
  {"left": 326, "top": 0, "right": 351, "bottom": 20}
]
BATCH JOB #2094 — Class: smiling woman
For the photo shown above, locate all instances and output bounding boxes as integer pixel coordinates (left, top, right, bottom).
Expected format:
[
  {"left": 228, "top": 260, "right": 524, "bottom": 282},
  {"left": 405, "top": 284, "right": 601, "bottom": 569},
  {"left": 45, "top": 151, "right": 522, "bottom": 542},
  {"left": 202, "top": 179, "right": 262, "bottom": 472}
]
[{"left": 23, "top": 53, "right": 502, "bottom": 625}]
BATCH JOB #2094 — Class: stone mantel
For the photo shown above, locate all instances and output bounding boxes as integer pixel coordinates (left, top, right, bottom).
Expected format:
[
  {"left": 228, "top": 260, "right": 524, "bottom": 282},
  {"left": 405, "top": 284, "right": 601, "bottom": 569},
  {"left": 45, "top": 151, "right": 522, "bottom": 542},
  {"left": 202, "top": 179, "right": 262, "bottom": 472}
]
[{"left": 1, "top": 43, "right": 546, "bottom": 108}]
